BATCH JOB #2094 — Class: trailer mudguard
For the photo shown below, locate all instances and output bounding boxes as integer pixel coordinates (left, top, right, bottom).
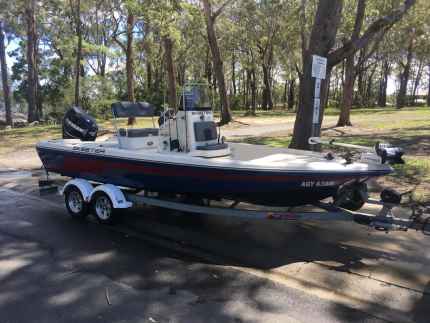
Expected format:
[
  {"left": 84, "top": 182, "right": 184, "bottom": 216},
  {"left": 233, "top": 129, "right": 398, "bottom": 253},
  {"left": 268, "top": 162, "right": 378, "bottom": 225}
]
[
  {"left": 89, "top": 184, "right": 133, "bottom": 209},
  {"left": 61, "top": 178, "right": 93, "bottom": 202}
]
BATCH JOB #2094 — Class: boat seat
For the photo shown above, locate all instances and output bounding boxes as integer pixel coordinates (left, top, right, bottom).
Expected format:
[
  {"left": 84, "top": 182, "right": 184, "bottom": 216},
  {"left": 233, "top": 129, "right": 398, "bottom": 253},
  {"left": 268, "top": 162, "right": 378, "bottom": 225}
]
[
  {"left": 196, "top": 143, "right": 228, "bottom": 151},
  {"left": 118, "top": 128, "right": 159, "bottom": 137}
]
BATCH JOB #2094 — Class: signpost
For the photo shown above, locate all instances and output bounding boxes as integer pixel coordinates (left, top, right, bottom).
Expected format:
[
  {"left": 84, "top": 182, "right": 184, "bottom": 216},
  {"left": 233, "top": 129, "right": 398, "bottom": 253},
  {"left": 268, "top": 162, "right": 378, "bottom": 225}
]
[{"left": 311, "top": 55, "right": 327, "bottom": 150}]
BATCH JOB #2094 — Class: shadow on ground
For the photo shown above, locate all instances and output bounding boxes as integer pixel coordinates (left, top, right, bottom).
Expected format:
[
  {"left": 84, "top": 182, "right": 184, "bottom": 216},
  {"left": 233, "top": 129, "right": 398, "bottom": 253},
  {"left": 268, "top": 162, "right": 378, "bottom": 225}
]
[{"left": 1, "top": 174, "right": 430, "bottom": 322}]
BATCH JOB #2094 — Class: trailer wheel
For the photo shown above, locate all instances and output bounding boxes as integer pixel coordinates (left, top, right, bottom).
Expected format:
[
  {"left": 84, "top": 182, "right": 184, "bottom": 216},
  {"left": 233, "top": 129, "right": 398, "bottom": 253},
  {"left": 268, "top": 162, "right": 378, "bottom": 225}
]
[
  {"left": 92, "top": 192, "right": 117, "bottom": 224},
  {"left": 64, "top": 186, "right": 89, "bottom": 219},
  {"left": 334, "top": 182, "right": 367, "bottom": 211}
]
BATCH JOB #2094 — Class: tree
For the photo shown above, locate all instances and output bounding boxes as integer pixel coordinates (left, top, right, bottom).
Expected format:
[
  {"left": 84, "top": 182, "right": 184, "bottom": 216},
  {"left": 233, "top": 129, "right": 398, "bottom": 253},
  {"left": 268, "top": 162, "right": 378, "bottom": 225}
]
[
  {"left": 290, "top": 0, "right": 416, "bottom": 150},
  {"left": 337, "top": 0, "right": 366, "bottom": 127},
  {"left": 290, "top": 0, "right": 343, "bottom": 149},
  {"left": 146, "top": 0, "right": 181, "bottom": 111},
  {"left": 0, "top": 20, "right": 12, "bottom": 126},
  {"left": 377, "top": 59, "right": 390, "bottom": 107},
  {"left": 201, "top": 0, "right": 232, "bottom": 125},
  {"left": 427, "top": 64, "right": 430, "bottom": 107},
  {"left": 125, "top": 13, "right": 135, "bottom": 104},
  {"left": 111, "top": 3, "right": 138, "bottom": 124},
  {"left": 396, "top": 31, "right": 414, "bottom": 108},
  {"left": 25, "top": 0, "right": 38, "bottom": 122},
  {"left": 70, "top": 0, "right": 83, "bottom": 106},
  {"left": 164, "top": 35, "right": 177, "bottom": 110},
  {"left": 0, "top": 0, "right": 427, "bottom": 125}
]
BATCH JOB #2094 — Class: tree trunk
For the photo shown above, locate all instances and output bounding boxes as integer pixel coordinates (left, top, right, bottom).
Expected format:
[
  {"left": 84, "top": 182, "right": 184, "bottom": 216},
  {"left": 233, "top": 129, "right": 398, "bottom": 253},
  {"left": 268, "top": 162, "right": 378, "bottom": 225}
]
[
  {"left": 35, "top": 64, "right": 43, "bottom": 119},
  {"left": 288, "top": 79, "right": 295, "bottom": 110},
  {"left": 261, "top": 64, "right": 273, "bottom": 110},
  {"left": 427, "top": 64, "right": 430, "bottom": 107},
  {"left": 243, "top": 69, "right": 249, "bottom": 109},
  {"left": 337, "top": 55, "right": 354, "bottom": 126},
  {"left": 126, "top": 13, "right": 135, "bottom": 125},
  {"left": 282, "top": 79, "right": 288, "bottom": 109},
  {"left": 290, "top": 0, "right": 343, "bottom": 150},
  {"left": 26, "top": 0, "right": 38, "bottom": 122},
  {"left": 377, "top": 60, "right": 389, "bottom": 107},
  {"left": 163, "top": 36, "right": 177, "bottom": 111},
  {"left": 411, "top": 59, "right": 424, "bottom": 105},
  {"left": 365, "top": 63, "right": 377, "bottom": 107},
  {"left": 250, "top": 68, "right": 256, "bottom": 115},
  {"left": 202, "top": 0, "right": 231, "bottom": 125},
  {"left": 204, "top": 47, "right": 212, "bottom": 86},
  {"left": 177, "top": 62, "right": 186, "bottom": 87},
  {"left": 231, "top": 52, "right": 236, "bottom": 96},
  {"left": 397, "top": 38, "right": 413, "bottom": 108},
  {"left": 146, "top": 61, "right": 152, "bottom": 91},
  {"left": 337, "top": 0, "right": 366, "bottom": 126},
  {"left": 0, "top": 21, "right": 12, "bottom": 126},
  {"left": 74, "top": 0, "right": 82, "bottom": 107}
]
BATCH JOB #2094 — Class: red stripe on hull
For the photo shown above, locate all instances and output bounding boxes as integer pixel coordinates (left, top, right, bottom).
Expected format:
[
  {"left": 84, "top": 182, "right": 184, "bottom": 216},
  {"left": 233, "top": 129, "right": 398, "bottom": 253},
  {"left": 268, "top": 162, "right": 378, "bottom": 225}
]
[{"left": 63, "top": 155, "right": 355, "bottom": 184}]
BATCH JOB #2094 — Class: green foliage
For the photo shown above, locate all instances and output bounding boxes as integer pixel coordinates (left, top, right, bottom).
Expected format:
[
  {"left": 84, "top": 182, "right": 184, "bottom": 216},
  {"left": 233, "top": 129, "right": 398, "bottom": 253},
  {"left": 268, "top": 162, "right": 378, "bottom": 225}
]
[{"left": 0, "top": 0, "right": 428, "bottom": 122}]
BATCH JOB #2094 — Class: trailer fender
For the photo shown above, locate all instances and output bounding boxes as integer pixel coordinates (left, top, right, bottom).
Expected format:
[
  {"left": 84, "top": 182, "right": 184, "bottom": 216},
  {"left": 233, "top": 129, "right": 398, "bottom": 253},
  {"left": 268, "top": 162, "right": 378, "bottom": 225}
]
[
  {"left": 89, "top": 184, "right": 133, "bottom": 209},
  {"left": 61, "top": 178, "right": 93, "bottom": 202}
]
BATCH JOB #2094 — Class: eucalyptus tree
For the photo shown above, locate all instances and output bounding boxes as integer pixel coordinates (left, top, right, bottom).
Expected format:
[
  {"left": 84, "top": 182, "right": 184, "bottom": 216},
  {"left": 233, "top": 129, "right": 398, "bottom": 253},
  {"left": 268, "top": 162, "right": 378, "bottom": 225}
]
[
  {"left": 25, "top": 0, "right": 39, "bottom": 121},
  {"left": 0, "top": 20, "right": 12, "bottom": 125},
  {"left": 394, "top": 5, "right": 419, "bottom": 108},
  {"left": 68, "top": 0, "right": 83, "bottom": 106},
  {"left": 231, "top": 0, "right": 259, "bottom": 113},
  {"left": 337, "top": 0, "right": 420, "bottom": 124},
  {"left": 290, "top": 0, "right": 417, "bottom": 150},
  {"left": 375, "top": 32, "right": 397, "bottom": 107},
  {"left": 254, "top": 0, "right": 291, "bottom": 110},
  {"left": 145, "top": 0, "right": 183, "bottom": 110},
  {"left": 201, "top": 0, "right": 233, "bottom": 125},
  {"left": 109, "top": 0, "right": 145, "bottom": 123}
]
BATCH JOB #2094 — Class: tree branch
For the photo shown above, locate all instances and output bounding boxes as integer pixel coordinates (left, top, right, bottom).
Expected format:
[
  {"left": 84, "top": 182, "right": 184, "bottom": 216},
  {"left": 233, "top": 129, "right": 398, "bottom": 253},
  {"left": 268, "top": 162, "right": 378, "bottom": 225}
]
[
  {"left": 328, "top": 0, "right": 416, "bottom": 68},
  {"left": 212, "top": 0, "right": 235, "bottom": 21},
  {"left": 110, "top": 13, "right": 127, "bottom": 52},
  {"left": 359, "top": 29, "right": 384, "bottom": 64},
  {"left": 351, "top": 0, "right": 366, "bottom": 41},
  {"left": 87, "top": 59, "right": 99, "bottom": 75},
  {"left": 299, "top": 0, "right": 308, "bottom": 61},
  {"left": 112, "top": 35, "right": 127, "bottom": 52}
]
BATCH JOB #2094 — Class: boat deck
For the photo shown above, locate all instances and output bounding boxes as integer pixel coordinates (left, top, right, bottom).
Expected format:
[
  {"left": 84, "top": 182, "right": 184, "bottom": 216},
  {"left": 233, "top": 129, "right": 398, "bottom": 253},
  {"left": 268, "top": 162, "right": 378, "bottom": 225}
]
[
  {"left": 227, "top": 142, "right": 325, "bottom": 162},
  {"left": 51, "top": 138, "right": 337, "bottom": 165}
]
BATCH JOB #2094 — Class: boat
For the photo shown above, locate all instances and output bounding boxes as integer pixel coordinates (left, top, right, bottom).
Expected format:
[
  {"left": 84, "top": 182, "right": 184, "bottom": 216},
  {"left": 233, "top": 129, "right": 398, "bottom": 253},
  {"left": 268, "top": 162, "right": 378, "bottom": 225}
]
[{"left": 36, "top": 84, "right": 402, "bottom": 209}]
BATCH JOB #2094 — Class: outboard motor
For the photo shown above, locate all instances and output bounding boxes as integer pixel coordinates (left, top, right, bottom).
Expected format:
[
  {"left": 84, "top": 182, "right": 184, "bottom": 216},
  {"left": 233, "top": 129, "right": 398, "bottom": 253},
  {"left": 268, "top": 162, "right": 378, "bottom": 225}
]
[
  {"left": 62, "top": 106, "right": 98, "bottom": 141},
  {"left": 375, "top": 142, "right": 405, "bottom": 164}
]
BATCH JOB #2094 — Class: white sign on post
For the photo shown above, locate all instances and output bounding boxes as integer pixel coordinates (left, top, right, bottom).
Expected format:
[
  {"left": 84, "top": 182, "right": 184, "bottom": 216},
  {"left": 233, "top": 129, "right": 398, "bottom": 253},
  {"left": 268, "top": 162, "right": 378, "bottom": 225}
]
[
  {"left": 314, "top": 78, "right": 322, "bottom": 99},
  {"left": 313, "top": 98, "right": 320, "bottom": 124},
  {"left": 311, "top": 55, "right": 327, "bottom": 80},
  {"left": 311, "top": 56, "right": 326, "bottom": 127}
]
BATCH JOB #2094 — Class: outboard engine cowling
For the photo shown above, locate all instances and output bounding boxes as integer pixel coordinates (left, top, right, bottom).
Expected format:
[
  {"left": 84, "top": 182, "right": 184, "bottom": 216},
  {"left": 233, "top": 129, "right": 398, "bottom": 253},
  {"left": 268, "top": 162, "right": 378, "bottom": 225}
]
[
  {"left": 62, "top": 106, "right": 98, "bottom": 141},
  {"left": 375, "top": 142, "right": 405, "bottom": 164}
]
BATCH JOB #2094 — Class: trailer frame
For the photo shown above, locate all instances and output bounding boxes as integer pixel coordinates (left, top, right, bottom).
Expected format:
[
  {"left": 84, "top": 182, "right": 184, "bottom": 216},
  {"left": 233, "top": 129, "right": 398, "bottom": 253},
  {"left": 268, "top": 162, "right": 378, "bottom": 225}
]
[{"left": 40, "top": 177, "right": 430, "bottom": 235}]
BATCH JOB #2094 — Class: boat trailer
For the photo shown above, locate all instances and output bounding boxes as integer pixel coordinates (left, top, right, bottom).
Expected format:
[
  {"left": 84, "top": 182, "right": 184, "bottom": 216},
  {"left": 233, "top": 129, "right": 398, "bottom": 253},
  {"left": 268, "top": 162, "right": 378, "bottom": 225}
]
[{"left": 40, "top": 177, "right": 430, "bottom": 236}]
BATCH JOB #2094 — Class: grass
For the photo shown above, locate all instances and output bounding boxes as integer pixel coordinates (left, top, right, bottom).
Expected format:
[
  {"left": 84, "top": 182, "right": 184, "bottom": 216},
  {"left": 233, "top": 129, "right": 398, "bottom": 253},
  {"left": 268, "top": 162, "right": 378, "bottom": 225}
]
[
  {"left": 235, "top": 136, "right": 292, "bottom": 147},
  {"left": 0, "top": 117, "right": 157, "bottom": 155},
  {"left": 390, "top": 157, "right": 430, "bottom": 203},
  {"left": 218, "top": 106, "right": 427, "bottom": 119},
  {"left": 0, "top": 124, "right": 62, "bottom": 155}
]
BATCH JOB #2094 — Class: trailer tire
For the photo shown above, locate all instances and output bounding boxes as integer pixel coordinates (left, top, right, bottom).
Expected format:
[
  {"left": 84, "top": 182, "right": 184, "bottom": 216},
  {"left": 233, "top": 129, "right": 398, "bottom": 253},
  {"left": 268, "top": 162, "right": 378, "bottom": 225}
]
[
  {"left": 92, "top": 192, "right": 118, "bottom": 225},
  {"left": 334, "top": 182, "right": 367, "bottom": 211},
  {"left": 64, "top": 186, "right": 89, "bottom": 219}
]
